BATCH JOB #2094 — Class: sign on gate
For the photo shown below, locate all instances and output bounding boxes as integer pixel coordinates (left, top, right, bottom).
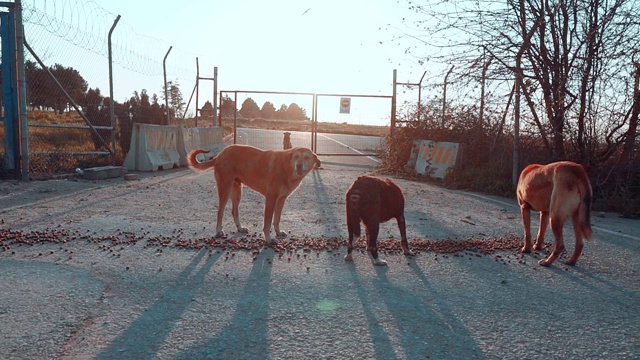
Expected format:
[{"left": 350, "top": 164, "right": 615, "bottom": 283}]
[{"left": 339, "top": 97, "right": 351, "bottom": 114}]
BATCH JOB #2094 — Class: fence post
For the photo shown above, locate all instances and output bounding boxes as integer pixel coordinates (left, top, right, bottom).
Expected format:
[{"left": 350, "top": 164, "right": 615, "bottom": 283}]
[
  {"left": 163, "top": 46, "right": 173, "bottom": 126},
  {"left": 417, "top": 71, "right": 426, "bottom": 123},
  {"left": 442, "top": 65, "right": 454, "bottom": 128},
  {"left": 391, "top": 69, "right": 397, "bottom": 133},
  {"left": 233, "top": 91, "right": 238, "bottom": 144},
  {"left": 312, "top": 94, "right": 317, "bottom": 152},
  {"left": 15, "top": 0, "right": 28, "bottom": 180},
  {"left": 195, "top": 57, "right": 200, "bottom": 126},
  {"left": 1, "top": 10, "right": 16, "bottom": 173},
  {"left": 213, "top": 66, "right": 218, "bottom": 126},
  {"left": 108, "top": 15, "right": 121, "bottom": 158}
]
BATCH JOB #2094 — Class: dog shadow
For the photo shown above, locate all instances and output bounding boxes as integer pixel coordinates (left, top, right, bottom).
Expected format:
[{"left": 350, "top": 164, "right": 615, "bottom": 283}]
[
  {"left": 96, "top": 249, "right": 220, "bottom": 359},
  {"left": 544, "top": 262, "right": 637, "bottom": 308},
  {"left": 404, "top": 209, "right": 466, "bottom": 239},
  {"left": 173, "top": 249, "right": 274, "bottom": 359},
  {"left": 346, "top": 261, "right": 483, "bottom": 358},
  {"left": 310, "top": 169, "right": 344, "bottom": 236}
]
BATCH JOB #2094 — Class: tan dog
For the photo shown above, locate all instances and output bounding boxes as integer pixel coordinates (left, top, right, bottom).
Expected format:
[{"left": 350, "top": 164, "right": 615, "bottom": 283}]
[
  {"left": 516, "top": 161, "right": 593, "bottom": 266},
  {"left": 188, "top": 144, "right": 320, "bottom": 244}
]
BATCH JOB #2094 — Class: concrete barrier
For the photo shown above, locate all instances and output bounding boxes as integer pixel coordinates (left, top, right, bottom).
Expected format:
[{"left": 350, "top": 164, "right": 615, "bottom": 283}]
[
  {"left": 414, "top": 140, "right": 460, "bottom": 179},
  {"left": 123, "top": 124, "right": 181, "bottom": 172},
  {"left": 178, "top": 126, "right": 225, "bottom": 166}
]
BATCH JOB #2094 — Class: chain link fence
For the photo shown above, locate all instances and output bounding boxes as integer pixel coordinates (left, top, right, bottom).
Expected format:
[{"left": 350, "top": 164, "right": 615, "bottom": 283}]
[{"left": 1, "top": 0, "right": 209, "bottom": 177}]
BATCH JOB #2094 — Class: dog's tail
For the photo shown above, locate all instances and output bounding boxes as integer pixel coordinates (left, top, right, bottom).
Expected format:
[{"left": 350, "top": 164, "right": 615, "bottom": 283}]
[
  {"left": 579, "top": 180, "right": 593, "bottom": 241},
  {"left": 187, "top": 149, "right": 216, "bottom": 172},
  {"left": 347, "top": 193, "right": 362, "bottom": 238}
]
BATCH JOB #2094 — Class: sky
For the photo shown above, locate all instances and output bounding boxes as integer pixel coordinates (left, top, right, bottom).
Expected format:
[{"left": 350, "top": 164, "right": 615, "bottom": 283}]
[{"left": 20, "top": 0, "right": 442, "bottom": 126}]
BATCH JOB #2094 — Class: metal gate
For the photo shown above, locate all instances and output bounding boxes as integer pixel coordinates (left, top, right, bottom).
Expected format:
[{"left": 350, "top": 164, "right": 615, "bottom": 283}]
[{"left": 218, "top": 89, "right": 394, "bottom": 157}]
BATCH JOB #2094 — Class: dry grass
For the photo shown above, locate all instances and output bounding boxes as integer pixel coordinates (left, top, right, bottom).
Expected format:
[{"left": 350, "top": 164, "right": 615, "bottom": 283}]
[{"left": 29, "top": 110, "right": 87, "bottom": 125}]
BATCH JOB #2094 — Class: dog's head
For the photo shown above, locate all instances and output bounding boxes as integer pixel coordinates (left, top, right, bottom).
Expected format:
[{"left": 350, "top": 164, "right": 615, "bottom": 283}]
[{"left": 289, "top": 147, "right": 321, "bottom": 177}]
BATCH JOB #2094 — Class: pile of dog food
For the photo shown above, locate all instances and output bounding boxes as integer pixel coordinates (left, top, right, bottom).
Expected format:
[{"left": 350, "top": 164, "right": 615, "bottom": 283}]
[{"left": 0, "top": 226, "right": 524, "bottom": 257}]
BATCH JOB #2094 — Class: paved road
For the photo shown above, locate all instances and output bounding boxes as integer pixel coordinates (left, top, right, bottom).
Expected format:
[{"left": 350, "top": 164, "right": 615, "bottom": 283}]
[
  {"left": 0, "top": 162, "right": 638, "bottom": 359},
  {"left": 230, "top": 127, "right": 384, "bottom": 156}
]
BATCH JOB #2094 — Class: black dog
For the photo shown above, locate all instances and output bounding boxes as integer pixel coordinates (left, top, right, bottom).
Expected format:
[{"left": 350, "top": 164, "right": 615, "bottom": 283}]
[{"left": 345, "top": 176, "right": 414, "bottom": 266}]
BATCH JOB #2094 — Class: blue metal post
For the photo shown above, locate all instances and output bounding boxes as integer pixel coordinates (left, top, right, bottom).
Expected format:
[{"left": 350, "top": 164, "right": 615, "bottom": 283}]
[
  {"left": 15, "top": 0, "right": 29, "bottom": 180},
  {"left": 0, "top": 10, "right": 16, "bottom": 172}
]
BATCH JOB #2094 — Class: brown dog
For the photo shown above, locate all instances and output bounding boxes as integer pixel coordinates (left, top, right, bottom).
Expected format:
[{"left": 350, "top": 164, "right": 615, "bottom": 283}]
[
  {"left": 283, "top": 132, "right": 292, "bottom": 150},
  {"left": 517, "top": 161, "right": 593, "bottom": 266},
  {"left": 188, "top": 144, "right": 320, "bottom": 245},
  {"left": 345, "top": 175, "right": 414, "bottom": 266}
]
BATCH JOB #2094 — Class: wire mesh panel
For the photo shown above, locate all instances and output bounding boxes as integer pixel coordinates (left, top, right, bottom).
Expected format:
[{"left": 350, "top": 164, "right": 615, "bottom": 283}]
[
  {"left": 23, "top": 59, "right": 113, "bottom": 174},
  {"left": 16, "top": 1, "right": 203, "bottom": 177},
  {"left": 21, "top": 3, "right": 117, "bottom": 174}
]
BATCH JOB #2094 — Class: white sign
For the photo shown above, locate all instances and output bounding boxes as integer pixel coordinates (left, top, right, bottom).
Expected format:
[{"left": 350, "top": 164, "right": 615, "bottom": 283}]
[
  {"left": 339, "top": 97, "right": 351, "bottom": 114},
  {"left": 414, "top": 140, "right": 460, "bottom": 179}
]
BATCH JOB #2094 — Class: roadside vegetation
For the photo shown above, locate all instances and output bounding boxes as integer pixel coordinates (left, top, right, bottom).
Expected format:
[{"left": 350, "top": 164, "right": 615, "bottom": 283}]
[{"left": 379, "top": 0, "right": 640, "bottom": 218}]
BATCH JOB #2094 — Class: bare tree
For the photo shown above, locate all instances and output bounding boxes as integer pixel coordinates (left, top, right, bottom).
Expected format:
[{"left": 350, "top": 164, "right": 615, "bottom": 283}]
[{"left": 398, "top": 0, "right": 639, "bottom": 165}]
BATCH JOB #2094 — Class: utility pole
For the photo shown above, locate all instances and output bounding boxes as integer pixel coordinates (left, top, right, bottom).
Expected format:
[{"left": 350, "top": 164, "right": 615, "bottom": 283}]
[{"left": 442, "top": 65, "right": 454, "bottom": 128}]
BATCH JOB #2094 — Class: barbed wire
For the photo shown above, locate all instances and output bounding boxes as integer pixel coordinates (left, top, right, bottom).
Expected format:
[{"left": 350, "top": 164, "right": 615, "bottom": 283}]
[{"left": 21, "top": 0, "right": 200, "bottom": 79}]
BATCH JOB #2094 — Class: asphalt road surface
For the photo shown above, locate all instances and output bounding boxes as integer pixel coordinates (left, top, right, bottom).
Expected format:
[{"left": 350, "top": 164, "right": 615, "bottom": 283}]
[
  {"left": 0, "top": 160, "right": 638, "bottom": 359},
  {"left": 230, "top": 128, "right": 384, "bottom": 156}
]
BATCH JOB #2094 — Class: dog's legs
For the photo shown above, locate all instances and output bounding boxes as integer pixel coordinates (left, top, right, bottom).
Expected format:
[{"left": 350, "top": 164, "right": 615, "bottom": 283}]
[
  {"left": 272, "top": 196, "right": 288, "bottom": 237},
  {"left": 364, "top": 221, "right": 386, "bottom": 266},
  {"left": 344, "top": 233, "right": 355, "bottom": 262},
  {"left": 230, "top": 181, "right": 249, "bottom": 234},
  {"left": 344, "top": 202, "right": 357, "bottom": 262},
  {"left": 262, "top": 196, "right": 277, "bottom": 245},
  {"left": 214, "top": 180, "right": 232, "bottom": 238},
  {"left": 533, "top": 211, "right": 549, "bottom": 251},
  {"left": 565, "top": 219, "right": 583, "bottom": 266},
  {"left": 396, "top": 215, "right": 414, "bottom": 256},
  {"left": 520, "top": 204, "right": 533, "bottom": 253},
  {"left": 539, "top": 216, "right": 566, "bottom": 266}
]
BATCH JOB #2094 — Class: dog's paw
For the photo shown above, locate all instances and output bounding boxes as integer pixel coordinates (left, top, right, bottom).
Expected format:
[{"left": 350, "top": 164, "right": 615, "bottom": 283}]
[
  {"left": 215, "top": 230, "right": 226, "bottom": 238},
  {"left": 264, "top": 238, "right": 278, "bottom": 246},
  {"left": 521, "top": 246, "right": 532, "bottom": 253},
  {"left": 237, "top": 227, "right": 249, "bottom": 233},
  {"left": 538, "top": 258, "right": 552, "bottom": 266},
  {"left": 275, "top": 230, "right": 288, "bottom": 238},
  {"left": 344, "top": 254, "right": 353, "bottom": 262},
  {"left": 403, "top": 249, "right": 415, "bottom": 256},
  {"left": 373, "top": 258, "right": 388, "bottom": 266}
]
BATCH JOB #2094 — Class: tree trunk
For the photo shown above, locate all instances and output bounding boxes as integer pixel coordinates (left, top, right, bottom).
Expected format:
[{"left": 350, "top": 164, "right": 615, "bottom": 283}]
[{"left": 618, "top": 63, "right": 640, "bottom": 171}]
